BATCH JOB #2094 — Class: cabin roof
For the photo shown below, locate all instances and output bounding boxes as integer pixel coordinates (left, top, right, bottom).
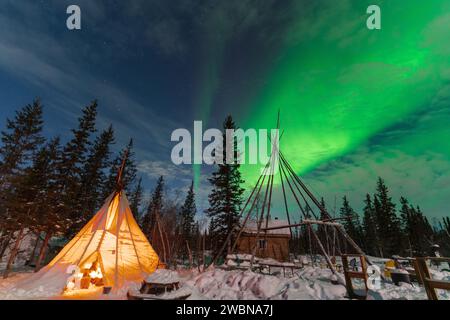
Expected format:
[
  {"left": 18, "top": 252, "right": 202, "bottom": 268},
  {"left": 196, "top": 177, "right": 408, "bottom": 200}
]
[{"left": 242, "top": 219, "right": 291, "bottom": 236}]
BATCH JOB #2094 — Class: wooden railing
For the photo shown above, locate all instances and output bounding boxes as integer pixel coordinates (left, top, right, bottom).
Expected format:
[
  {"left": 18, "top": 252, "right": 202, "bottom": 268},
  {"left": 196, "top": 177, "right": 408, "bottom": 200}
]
[{"left": 413, "top": 257, "right": 450, "bottom": 300}]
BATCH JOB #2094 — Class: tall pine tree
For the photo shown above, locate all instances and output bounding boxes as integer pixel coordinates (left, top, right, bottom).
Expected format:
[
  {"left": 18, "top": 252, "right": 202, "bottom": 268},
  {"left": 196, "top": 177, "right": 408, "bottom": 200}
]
[
  {"left": 179, "top": 181, "right": 197, "bottom": 247},
  {"left": 142, "top": 176, "right": 165, "bottom": 241},
  {"left": 362, "top": 194, "right": 381, "bottom": 256},
  {"left": 102, "top": 138, "right": 137, "bottom": 198},
  {"left": 0, "top": 100, "right": 45, "bottom": 277},
  {"left": 206, "top": 115, "right": 245, "bottom": 257},
  {"left": 339, "top": 196, "right": 363, "bottom": 252},
  {"left": 0, "top": 100, "right": 45, "bottom": 234},
  {"left": 129, "top": 177, "right": 144, "bottom": 220},
  {"left": 373, "top": 178, "right": 403, "bottom": 257},
  {"left": 400, "top": 197, "right": 434, "bottom": 256},
  {"left": 59, "top": 101, "right": 98, "bottom": 236},
  {"left": 78, "top": 125, "right": 115, "bottom": 223}
]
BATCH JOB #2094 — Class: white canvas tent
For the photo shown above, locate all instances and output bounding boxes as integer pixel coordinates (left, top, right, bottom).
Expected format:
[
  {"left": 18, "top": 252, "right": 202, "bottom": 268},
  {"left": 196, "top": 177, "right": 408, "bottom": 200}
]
[{"left": 19, "top": 191, "right": 160, "bottom": 295}]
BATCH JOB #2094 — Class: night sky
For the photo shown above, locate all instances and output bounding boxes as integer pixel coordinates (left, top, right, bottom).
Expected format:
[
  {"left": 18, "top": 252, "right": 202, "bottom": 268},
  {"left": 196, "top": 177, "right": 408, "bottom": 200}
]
[{"left": 1, "top": 1, "right": 449, "bottom": 222}]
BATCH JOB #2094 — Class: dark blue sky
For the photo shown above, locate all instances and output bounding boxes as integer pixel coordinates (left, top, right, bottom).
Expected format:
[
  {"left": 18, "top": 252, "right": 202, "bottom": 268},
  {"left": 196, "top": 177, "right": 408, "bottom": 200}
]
[{"left": 0, "top": 0, "right": 298, "bottom": 213}]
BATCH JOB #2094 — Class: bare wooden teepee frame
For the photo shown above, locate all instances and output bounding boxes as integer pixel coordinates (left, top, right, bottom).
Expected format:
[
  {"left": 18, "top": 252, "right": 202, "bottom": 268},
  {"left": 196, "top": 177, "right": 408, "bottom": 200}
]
[{"left": 209, "top": 113, "right": 377, "bottom": 275}]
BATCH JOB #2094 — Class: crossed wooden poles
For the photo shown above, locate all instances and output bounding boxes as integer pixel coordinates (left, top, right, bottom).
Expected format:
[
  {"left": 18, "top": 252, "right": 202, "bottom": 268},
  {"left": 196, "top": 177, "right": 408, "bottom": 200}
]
[{"left": 209, "top": 116, "right": 378, "bottom": 275}]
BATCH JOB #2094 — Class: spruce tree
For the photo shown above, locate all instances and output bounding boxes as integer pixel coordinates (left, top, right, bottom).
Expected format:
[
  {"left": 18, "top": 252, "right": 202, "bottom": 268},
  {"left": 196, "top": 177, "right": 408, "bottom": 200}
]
[
  {"left": 0, "top": 100, "right": 45, "bottom": 233},
  {"left": 142, "top": 176, "right": 165, "bottom": 240},
  {"left": 26, "top": 139, "right": 63, "bottom": 270},
  {"left": 0, "top": 100, "right": 44, "bottom": 275},
  {"left": 102, "top": 139, "right": 137, "bottom": 198},
  {"left": 339, "top": 196, "right": 363, "bottom": 251},
  {"left": 0, "top": 99, "right": 45, "bottom": 181},
  {"left": 399, "top": 197, "right": 413, "bottom": 255},
  {"left": 373, "top": 178, "right": 403, "bottom": 257},
  {"left": 59, "top": 101, "right": 98, "bottom": 235},
  {"left": 20, "top": 139, "right": 61, "bottom": 230},
  {"left": 179, "top": 181, "right": 197, "bottom": 246},
  {"left": 129, "top": 177, "right": 143, "bottom": 219},
  {"left": 415, "top": 206, "right": 434, "bottom": 255},
  {"left": 442, "top": 217, "right": 450, "bottom": 239},
  {"left": 400, "top": 197, "right": 434, "bottom": 257},
  {"left": 362, "top": 194, "right": 380, "bottom": 256},
  {"left": 206, "top": 115, "right": 245, "bottom": 258},
  {"left": 78, "top": 125, "right": 115, "bottom": 223}
]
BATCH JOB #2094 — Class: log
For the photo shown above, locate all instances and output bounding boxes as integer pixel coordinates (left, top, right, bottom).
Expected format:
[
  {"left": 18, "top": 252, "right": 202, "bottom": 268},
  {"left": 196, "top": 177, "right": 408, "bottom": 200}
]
[
  {"left": 308, "top": 225, "right": 336, "bottom": 275},
  {"left": 261, "top": 220, "right": 340, "bottom": 232}
]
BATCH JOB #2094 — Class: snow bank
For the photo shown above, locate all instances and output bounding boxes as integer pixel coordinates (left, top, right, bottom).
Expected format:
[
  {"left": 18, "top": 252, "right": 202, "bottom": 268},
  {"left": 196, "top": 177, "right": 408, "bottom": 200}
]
[
  {"left": 1, "top": 261, "right": 449, "bottom": 300},
  {"left": 183, "top": 267, "right": 347, "bottom": 300}
]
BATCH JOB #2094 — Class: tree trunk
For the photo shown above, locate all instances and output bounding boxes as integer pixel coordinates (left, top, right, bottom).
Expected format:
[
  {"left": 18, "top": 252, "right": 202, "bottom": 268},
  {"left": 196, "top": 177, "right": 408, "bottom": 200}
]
[
  {"left": 155, "top": 215, "right": 167, "bottom": 265},
  {"left": 186, "top": 240, "right": 193, "bottom": 268},
  {"left": 34, "top": 231, "right": 51, "bottom": 272},
  {"left": 26, "top": 232, "right": 41, "bottom": 266},
  {"left": 3, "top": 228, "right": 24, "bottom": 279},
  {"left": 202, "top": 233, "right": 206, "bottom": 270},
  {"left": 0, "top": 231, "right": 13, "bottom": 262}
]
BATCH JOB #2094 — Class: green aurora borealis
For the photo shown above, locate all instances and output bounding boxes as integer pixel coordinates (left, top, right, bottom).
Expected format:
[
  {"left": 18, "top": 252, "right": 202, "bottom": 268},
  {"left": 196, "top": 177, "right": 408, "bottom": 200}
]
[
  {"left": 194, "top": 0, "right": 450, "bottom": 219},
  {"left": 2, "top": 1, "right": 448, "bottom": 220}
]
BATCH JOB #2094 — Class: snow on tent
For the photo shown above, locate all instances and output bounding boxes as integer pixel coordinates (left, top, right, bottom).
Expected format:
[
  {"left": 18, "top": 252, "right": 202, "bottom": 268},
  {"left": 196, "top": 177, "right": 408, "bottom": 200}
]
[{"left": 15, "top": 155, "right": 160, "bottom": 298}]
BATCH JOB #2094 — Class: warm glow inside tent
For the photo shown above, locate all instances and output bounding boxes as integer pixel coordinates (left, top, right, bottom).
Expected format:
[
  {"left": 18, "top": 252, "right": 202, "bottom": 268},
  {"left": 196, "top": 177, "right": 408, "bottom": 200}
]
[{"left": 22, "top": 191, "right": 160, "bottom": 294}]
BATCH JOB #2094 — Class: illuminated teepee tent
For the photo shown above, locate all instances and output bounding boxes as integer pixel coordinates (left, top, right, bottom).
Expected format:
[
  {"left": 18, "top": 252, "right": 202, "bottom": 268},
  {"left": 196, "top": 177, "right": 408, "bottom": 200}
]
[
  {"left": 20, "top": 153, "right": 160, "bottom": 295},
  {"left": 21, "top": 191, "right": 160, "bottom": 294}
]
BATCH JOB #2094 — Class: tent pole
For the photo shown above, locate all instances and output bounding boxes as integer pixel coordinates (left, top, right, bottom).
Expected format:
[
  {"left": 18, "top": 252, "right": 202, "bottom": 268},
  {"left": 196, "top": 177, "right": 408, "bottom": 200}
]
[
  {"left": 123, "top": 195, "right": 146, "bottom": 276},
  {"left": 308, "top": 224, "right": 337, "bottom": 274},
  {"left": 116, "top": 148, "right": 129, "bottom": 191}
]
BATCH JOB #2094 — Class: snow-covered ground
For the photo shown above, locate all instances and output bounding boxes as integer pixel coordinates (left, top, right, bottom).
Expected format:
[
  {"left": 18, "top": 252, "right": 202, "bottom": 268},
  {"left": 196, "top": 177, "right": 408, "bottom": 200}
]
[{"left": 1, "top": 257, "right": 449, "bottom": 300}]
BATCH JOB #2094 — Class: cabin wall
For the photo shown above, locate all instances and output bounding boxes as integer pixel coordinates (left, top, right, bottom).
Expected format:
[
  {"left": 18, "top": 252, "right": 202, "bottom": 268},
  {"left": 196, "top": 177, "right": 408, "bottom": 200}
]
[{"left": 236, "top": 234, "right": 290, "bottom": 262}]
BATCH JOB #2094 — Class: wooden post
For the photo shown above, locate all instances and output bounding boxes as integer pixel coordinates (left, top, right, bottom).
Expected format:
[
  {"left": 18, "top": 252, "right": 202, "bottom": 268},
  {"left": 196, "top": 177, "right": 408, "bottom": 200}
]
[
  {"left": 415, "top": 258, "right": 438, "bottom": 300},
  {"left": 116, "top": 148, "right": 129, "bottom": 190},
  {"left": 309, "top": 224, "right": 337, "bottom": 274}
]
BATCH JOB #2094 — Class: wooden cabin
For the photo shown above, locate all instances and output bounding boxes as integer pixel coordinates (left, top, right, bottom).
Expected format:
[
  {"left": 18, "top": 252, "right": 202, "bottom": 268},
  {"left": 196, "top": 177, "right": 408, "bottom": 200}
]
[{"left": 236, "top": 218, "right": 291, "bottom": 262}]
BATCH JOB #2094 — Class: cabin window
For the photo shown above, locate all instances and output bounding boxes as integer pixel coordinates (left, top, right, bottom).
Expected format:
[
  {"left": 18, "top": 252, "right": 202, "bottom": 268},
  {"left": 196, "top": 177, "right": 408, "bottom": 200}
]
[{"left": 258, "top": 239, "right": 267, "bottom": 249}]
